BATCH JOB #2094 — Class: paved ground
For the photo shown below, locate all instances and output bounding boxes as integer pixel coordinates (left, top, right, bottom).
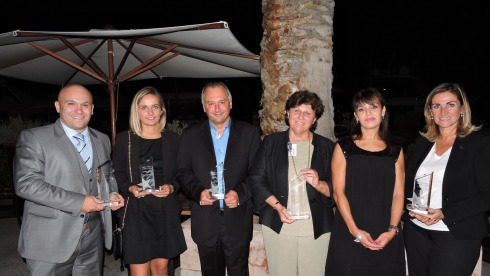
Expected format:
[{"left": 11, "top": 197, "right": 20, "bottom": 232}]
[
  {"left": 0, "top": 217, "right": 181, "bottom": 276},
  {"left": 1, "top": 212, "right": 489, "bottom": 275}
]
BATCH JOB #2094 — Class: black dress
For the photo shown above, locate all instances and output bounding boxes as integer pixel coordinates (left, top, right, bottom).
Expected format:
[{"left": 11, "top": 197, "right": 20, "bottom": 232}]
[
  {"left": 325, "top": 138, "right": 405, "bottom": 276},
  {"left": 113, "top": 132, "right": 186, "bottom": 264}
]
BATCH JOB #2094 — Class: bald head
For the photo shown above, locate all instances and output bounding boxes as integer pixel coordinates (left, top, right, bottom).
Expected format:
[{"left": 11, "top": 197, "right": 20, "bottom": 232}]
[{"left": 54, "top": 84, "right": 94, "bottom": 132}]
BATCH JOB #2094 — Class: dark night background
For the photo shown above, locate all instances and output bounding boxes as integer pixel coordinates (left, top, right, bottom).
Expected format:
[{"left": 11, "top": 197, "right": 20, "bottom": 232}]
[
  {"left": 2, "top": 1, "right": 490, "bottom": 263},
  {"left": 1, "top": 0, "right": 490, "bottom": 136}
]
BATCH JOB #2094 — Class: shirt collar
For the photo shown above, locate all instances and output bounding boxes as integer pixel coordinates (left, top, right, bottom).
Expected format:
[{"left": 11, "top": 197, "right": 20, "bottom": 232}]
[
  {"left": 60, "top": 120, "right": 89, "bottom": 139},
  {"left": 209, "top": 119, "right": 231, "bottom": 138}
]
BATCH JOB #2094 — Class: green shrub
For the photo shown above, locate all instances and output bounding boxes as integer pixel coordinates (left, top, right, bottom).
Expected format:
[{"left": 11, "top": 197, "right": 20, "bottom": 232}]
[
  {"left": 165, "top": 119, "right": 189, "bottom": 135},
  {"left": 0, "top": 115, "right": 48, "bottom": 191}
]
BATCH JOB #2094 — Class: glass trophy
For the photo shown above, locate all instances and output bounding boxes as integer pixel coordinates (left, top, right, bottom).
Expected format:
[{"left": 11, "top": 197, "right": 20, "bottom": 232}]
[
  {"left": 287, "top": 175, "right": 310, "bottom": 220},
  {"left": 139, "top": 156, "right": 157, "bottom": 193},
  {"left": 209, "top": 162, "right": 225, "bottom": 200},
  {"left": 406, "top": 172, "right": 433, "bottom": 214},
  {"left": 96, "top": 160, "right": 118, "bottom": 208}
]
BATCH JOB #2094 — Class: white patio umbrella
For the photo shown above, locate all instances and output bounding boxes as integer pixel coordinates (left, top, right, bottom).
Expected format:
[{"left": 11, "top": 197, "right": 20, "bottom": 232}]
[{"left": 0, "top": 21, "right": 260, "bottom": 143}]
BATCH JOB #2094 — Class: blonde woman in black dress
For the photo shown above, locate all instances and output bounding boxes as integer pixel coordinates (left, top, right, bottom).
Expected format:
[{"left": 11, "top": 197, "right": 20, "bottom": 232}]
[{"left": 113, "top": 87, "right": 186, "bottom": 276}]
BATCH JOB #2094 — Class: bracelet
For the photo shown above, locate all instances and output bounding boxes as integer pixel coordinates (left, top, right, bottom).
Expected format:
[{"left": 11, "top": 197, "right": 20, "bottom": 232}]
[
  {"left": 272, "top": 201, "right": 280, "bottom": 210},
  {"left": 388, "top": 224, "right": 400, "bottom": 234},
  {"left": 353, "top": 233, "right": 362, "bottom": 242}
]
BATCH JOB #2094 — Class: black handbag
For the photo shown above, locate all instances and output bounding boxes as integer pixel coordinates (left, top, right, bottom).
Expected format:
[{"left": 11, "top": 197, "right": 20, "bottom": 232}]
[
  {"left": 112, "top": 200, "right": 127, "bottom": 261},
  {"left": 112, "top": 221, "right": 124, "bottom": 260}
]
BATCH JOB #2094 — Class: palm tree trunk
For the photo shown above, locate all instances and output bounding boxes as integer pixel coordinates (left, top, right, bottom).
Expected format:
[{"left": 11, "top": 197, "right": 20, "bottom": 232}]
[{"left": 260, "top": 0, "right": 336, "bottom": 140}]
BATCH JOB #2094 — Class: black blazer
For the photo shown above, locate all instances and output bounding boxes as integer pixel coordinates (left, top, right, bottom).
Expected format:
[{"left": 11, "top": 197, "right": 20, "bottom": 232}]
[
  {"left": 250, "top": 130, "right": 335, "bottom": 239},
  {"left": 176, "top": 119, "right": 261, "bottom": 247},
  {"left": 403, "top": 131, "right": 490, "bottom": 239}
]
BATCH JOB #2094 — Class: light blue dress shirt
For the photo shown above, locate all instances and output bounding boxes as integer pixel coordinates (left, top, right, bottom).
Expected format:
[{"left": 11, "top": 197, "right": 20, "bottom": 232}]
[
  {"left": 209, "top": 119, "right": 230, "bottom": 210},
  {"left": 60, "top": 121, "right": 93, "bottom": 171}
]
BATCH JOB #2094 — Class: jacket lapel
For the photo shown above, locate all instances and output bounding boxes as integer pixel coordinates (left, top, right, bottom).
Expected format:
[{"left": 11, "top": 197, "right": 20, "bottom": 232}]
[
  {"left": 201, "top": 121, "right": 216, "bottom": 161},
  {"left": 224, "top": 120, "right": 237, "bottom": 166},
  {"left": 412, "top": 139, "right": 434, "bottom": 173},
  {"left": 129, "top": 132, "right": 140, "bottom": 183},
  {"left": 277, "top": 131, "right": 290, "bottom": 196},
  {"left": 441, "top": 137, "right": 465, "bottom": 194},
  {"left": 90, "top": 128, "right": 105, "bottom": 195},
  {"left": 54, "top": 119, "right": 90, "bottom": 193}
]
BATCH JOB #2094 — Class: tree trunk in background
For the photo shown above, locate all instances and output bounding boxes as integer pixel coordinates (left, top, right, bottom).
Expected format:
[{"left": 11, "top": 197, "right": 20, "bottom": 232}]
[{"left": 260, "top": 0, "right": 336, "bottom": 140}]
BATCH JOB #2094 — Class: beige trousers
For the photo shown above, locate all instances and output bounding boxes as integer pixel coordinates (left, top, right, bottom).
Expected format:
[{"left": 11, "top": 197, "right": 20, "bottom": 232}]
[{"left": 262, "top": 225, "right": 330, "bottom": 276}]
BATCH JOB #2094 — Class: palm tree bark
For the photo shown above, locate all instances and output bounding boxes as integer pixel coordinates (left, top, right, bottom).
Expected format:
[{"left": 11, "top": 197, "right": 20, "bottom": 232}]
[{"left": 260, "top": 0, "right": 336, "bottom": 140}]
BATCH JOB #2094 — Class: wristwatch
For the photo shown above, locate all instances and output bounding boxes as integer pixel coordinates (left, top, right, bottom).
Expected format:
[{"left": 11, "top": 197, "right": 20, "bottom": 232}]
[{"left": 388, "top": 224, "right": 400, "bottom": 234}]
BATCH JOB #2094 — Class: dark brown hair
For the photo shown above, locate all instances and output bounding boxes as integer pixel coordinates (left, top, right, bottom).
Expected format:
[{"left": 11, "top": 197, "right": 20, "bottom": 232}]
[
  {"left": 285, "top": 90, "right": 324, "bottom": 131},
  {"left": 350, "top": 87, "right": 392, "bottom": 145}
]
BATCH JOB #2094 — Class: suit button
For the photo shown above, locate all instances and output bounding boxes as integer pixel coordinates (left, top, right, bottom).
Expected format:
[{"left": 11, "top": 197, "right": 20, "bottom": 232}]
[
  {"left": 89, "top": 179, "right": 93, "bottom": 182},
  {"left": 80, "top": 214, "right": 85, "bottom": 218},
  {"left": 310, "top": 198, "right": 316, "bottom": 203},
  {"left": 443, "top": 196, "right": 449, "bottom": 201}
]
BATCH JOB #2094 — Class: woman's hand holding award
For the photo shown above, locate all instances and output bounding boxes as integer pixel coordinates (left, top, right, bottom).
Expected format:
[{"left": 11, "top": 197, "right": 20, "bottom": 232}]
[
  {"left": 287, "top": 175, "right": 310, "bottom": 220},
  {"left": 138, "top": 156, "right": 157, "bottom": 193},
  {"left": 406, "top": 172, "right": 433, "bottom": 214}
]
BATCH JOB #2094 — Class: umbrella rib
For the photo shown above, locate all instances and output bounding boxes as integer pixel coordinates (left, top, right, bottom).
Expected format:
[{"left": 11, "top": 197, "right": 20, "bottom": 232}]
[
  {"left": 59, "top": 36, "right": 108, "bottom": 81},
  {"left": 65, "top": 38, "right": 109, "bottom": 84},
  {"left": 114, "top": 39, "right": 160, "bottom": 79},
  {"left": 136, "top": 38, "right": 259, "bottom": 75},
  {"left": 27, "top": 41, "right": 106, "bottom": 83},
  {"left": 138, "top": 37, "right": 259, "bottom": 60},
  {"left": 118, "top": 51, "right": 180, "bottom": 83},
  {"left": 114, "top": 38, "right": 136, "bottom": 77},
  {"left": 0, "top": 38, "right": 92, "bottom": 70},
  {"left": 117, "top": 44, "right": 178, "bottom": 83}
]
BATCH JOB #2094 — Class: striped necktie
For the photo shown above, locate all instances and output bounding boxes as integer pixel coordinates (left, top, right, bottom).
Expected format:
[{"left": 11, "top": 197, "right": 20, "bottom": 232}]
[{"left": 74, "top": 133, "right": 91, "bottom": 171}]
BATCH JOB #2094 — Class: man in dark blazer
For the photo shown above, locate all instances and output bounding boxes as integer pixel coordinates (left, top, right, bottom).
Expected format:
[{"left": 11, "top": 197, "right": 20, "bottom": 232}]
[
  {"left": 14, "top": 84, "right": 124, "bottom": 275},
  {"left": 176, "top": 81, "right": 261, "bottom": 276}
]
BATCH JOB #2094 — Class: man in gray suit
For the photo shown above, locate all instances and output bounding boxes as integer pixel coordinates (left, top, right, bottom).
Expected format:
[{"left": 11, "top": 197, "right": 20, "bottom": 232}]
[{"left": 14, "top": 84, "right": 125, "bottom": 275}]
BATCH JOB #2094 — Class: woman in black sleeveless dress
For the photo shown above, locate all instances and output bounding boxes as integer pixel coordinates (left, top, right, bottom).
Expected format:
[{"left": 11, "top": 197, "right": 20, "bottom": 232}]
[
  {"left": 113, "top": 86, "right": 186, "bottom": 276},
  {"left": 325, "top": 88, "right": 405, "bottom": 275}
]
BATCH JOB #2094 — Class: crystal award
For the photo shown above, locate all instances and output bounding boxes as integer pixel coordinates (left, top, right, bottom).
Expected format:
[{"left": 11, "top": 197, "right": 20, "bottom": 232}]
[
  {"left": 287, "top": 175, "right": 310, "bottom": 220},
  {"left": 407, "top": 172, "right": 434, "bottom": 214},
  {"left": 96, "top": 160, "right": 118, "bottom": 208},
  {"left": 209, "top": 162, "right": 225, "bottom": 200},
  {"left": 139, "top": 156, "right": 157, "bottom": 193}
]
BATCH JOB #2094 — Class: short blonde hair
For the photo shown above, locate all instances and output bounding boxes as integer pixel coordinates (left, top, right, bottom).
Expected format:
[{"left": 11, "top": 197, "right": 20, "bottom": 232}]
[
  {"left": 421, "top": 82, "right": 479, "bottom": 141},
  {"left": 129, "top": 86, "right": 166, "bottom": 136}
]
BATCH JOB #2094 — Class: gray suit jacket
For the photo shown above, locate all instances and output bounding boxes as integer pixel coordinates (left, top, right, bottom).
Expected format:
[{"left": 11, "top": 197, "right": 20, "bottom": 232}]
[{"left": 14, "top": 119, "right": 113, "bottom": 263}]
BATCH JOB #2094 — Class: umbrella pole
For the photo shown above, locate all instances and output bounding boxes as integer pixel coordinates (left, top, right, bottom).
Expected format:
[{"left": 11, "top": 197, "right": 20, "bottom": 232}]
[
  {"left": 107, "top": 39, "right": 117, "bottom": 146},
  {"left": 108, "top": 81, "right": 117, "bottom": 146}
]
